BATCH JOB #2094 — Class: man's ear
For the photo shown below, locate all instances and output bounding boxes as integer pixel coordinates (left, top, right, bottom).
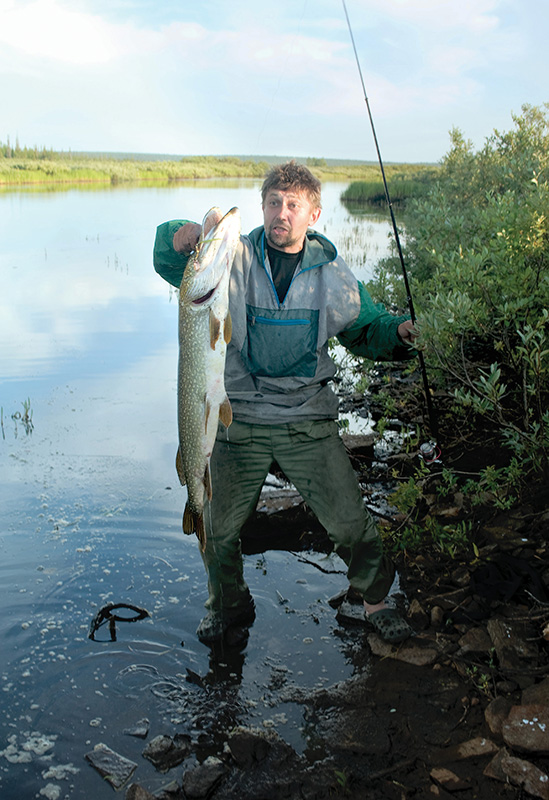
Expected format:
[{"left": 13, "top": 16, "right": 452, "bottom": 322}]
[{"left": 310, "top": 207, "right": 321, "bottom": 226}]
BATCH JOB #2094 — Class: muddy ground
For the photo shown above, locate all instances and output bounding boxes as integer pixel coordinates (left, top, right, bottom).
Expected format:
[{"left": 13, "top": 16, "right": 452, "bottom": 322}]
[{"left": 122, "top": 374, "right": 549, "bottom": 800}]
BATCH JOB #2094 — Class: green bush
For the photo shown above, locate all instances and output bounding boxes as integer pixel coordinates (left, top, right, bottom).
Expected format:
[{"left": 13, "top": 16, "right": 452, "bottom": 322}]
[{"left": 370, "top": 103, "right": 549, "bottom": 482}]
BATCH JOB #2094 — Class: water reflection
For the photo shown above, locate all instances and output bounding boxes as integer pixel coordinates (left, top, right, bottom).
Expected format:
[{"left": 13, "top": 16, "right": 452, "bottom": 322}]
[{"left": 0, "top": 180, "right": 394, "bottom": 799}]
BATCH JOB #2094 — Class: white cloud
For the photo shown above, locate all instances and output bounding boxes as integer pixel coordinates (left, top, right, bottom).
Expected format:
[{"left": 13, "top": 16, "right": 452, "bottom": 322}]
[
  {"left": 0, "top": 0, "right": 159, "bottom": 64},
  {"left": 360, "top": 0, "right": 500, "bottom": 33}
]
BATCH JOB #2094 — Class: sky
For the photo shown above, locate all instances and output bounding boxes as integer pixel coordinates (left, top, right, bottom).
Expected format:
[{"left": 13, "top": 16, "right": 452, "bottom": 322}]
[{"left": 1, "top": 0, "right": 548, "bottom": 164}]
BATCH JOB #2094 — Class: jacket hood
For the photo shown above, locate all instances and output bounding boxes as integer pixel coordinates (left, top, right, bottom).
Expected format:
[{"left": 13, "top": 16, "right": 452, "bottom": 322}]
[{"left": 247, "top": 226, "right": 338, "bottom": 271}]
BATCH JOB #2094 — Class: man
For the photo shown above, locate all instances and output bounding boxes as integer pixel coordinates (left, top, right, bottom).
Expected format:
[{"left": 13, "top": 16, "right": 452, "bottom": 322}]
[{"left": 154, "top": 161, "right": 417, "bottom": 646}]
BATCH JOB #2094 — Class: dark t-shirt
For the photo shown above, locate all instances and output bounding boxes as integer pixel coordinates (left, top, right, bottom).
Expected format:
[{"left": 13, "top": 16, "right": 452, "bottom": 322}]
[{"left": 266, "top": 243, "right": 303, "bottom": 303}]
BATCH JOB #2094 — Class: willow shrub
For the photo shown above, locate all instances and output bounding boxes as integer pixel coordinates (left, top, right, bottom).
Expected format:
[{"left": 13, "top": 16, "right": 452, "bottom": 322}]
[{"left": 368, "top": 104, "right": 549, "bottom": 483}]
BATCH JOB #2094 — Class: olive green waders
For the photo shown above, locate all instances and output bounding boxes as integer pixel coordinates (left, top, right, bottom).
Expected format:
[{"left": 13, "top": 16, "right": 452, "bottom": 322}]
[{"left": 201, "top": 419, "right": 395, "bottom": 613}]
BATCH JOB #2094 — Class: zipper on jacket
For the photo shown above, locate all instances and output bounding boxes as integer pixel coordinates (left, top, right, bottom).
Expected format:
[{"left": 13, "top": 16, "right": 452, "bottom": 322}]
[{"left": 249, "top": 315, "right": 310, "bottom": 326}]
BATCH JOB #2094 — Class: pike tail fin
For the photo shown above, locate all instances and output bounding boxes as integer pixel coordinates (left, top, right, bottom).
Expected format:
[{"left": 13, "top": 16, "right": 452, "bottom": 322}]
[{"left": 182, "top": 503, "right": 207, "bottom": 553}]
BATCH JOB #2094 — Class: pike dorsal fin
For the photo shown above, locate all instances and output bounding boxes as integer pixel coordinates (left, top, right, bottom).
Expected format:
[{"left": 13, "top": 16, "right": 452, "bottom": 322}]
[
  {"left": 224, "top": 311, "right": 232, "bottom": 344},
  {"left": 175, "top": 447, "right": 186, "bottom": 486},
  {"left": 219, "top": 395, "right": 232, "bottom": 428}
]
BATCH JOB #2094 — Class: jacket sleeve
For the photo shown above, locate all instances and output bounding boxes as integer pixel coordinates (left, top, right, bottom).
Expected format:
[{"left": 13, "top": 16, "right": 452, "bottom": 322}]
[
  {"left": 337, "top": 281, "right": 417, "bottom": 362},
  {"left": 153, "top": 220, "right": 193, "bottom": 288}
]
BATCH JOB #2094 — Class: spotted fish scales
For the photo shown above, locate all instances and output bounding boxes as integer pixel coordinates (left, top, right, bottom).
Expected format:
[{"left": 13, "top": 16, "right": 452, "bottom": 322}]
[{"left": 176, "top": 206, "right": 240, "bottom": 550}]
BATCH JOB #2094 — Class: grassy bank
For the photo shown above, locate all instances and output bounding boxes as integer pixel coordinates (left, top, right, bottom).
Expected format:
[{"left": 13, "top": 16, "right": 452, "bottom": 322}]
[
  {"left": 341, "top": 165, "right": 440, "bottom": 206},
  {"left": 0, "top": 153, "right": 436, "bottom": 186}
]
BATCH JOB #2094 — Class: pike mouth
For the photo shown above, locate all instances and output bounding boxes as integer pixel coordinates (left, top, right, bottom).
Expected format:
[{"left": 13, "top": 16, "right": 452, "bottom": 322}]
[
  {"left": 192, "top": 286, "right": 216, "bottom": 305},
  {"left": 192, "top": 274, "right": 224, "bottom": 305}
]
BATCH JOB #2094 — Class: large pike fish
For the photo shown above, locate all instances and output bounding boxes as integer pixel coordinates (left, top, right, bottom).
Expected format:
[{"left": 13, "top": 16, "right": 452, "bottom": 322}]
[{"left": 176, "top": 206, "right": 240, "bottom": 550}]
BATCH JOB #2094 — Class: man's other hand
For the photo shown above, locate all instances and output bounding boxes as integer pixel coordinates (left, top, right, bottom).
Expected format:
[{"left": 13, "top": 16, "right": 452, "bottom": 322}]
[{"left": 397, "top": 320, "right": 419, "bottom": 344}]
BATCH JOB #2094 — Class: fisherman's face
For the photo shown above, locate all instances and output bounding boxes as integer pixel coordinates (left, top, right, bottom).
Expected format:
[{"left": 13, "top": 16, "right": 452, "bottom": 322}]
[{"left": 262, "top": 188, "right": 321, "bottom": 253}]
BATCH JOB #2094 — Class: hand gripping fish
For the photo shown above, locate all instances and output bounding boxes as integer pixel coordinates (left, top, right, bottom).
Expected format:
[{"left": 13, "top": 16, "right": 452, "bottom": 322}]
[{"left": 176, "top": 207, "right": 241, "bottom": 550}]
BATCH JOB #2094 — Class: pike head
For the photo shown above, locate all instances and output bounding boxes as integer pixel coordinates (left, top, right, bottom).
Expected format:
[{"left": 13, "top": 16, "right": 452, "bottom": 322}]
[{"left": 179, "top": 206, "right": 241, "bottom": 312}]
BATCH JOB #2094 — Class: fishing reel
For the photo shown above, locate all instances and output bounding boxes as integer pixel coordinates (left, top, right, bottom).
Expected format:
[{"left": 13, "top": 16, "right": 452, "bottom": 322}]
[{"left": 418, "top": 441, "right": 442, "bottom": 465}]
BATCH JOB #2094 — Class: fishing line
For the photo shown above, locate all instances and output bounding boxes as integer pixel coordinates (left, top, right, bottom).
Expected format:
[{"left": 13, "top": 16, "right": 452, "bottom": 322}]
[{"left": 341, "top": 0, "right": 440, "bottom": 456}]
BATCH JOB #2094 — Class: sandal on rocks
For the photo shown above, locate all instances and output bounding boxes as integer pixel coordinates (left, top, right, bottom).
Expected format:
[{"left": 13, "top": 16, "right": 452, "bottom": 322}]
[{"left": 366, "top": 607, "right": 413, "bottom": 644}]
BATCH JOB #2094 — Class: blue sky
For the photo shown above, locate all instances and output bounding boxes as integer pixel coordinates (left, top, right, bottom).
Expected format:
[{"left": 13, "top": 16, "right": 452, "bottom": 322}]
[{"left": 1, "top": 0, "right": 548, "bottom": 163}]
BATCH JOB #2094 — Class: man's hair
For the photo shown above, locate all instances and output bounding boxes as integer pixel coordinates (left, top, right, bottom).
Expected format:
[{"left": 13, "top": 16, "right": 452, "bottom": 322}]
[{"left": 261, "top": 160, "right": 322, "bottom": 209}]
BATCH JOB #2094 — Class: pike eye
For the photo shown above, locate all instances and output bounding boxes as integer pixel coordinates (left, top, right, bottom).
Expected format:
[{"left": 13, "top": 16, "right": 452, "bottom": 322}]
[{"left": 192, "top": 288, "right": 215, "bottom": 305}]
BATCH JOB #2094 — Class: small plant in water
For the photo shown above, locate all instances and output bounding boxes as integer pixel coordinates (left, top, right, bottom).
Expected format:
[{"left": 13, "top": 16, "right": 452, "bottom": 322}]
[
  {"left": 6, "top": 398, "right": 34, "bottom": 437},
  {"left": 333, "top": 768, "right": 351, "bottom": 795}
]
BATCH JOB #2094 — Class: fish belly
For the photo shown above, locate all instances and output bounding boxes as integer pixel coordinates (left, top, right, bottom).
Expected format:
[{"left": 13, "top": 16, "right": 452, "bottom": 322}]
[{"left": 176, "top": 307, "right": 229, "bottom": 548}]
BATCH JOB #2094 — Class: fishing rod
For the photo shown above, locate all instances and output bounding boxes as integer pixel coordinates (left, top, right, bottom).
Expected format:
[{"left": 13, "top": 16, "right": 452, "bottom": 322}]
[{"left": 342, "top": 0, "right": 440, "bottom": 461}]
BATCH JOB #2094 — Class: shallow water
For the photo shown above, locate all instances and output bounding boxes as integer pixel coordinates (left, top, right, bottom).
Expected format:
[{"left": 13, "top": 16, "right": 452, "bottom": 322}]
[{"left": 0, "top": 179, "right": 395, "bottom": 798}]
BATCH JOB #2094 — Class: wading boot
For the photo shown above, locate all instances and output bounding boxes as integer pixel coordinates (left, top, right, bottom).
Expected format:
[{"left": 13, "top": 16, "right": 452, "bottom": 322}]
[{"left": 196, "top": 594, "right": 255, "bottom": 644}]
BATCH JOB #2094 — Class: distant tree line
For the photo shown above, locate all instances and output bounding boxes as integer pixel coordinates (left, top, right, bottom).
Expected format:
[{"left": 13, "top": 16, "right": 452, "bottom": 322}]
[{"left": 1, "top": 136, "right": 57, "bottom": 159}]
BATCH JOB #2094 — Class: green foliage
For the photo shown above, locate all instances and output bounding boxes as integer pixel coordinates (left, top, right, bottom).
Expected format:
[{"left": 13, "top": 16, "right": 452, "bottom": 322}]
[
  {"left": 463, "top": 458, "right": 524, "bottom": 510},
  {"left": 370, "top": 103, "right": 549, "bottom": 481},
  {"left": 388, "top": 463, "right": 429, "bottom": 515},
  {"left": 0, "top": 153, "right": 273, "bottom": 185}
]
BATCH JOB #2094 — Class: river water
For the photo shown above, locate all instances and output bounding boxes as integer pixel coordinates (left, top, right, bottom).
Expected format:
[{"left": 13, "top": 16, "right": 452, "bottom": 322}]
[{"left": 0, "top": 179, "right": 395, "bottom": 799}]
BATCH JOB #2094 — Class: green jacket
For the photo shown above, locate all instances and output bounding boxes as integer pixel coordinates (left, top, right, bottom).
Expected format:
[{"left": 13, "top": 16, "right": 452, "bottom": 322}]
[{"left": 154, "top": 221, "right": 415, "bottom": 423}]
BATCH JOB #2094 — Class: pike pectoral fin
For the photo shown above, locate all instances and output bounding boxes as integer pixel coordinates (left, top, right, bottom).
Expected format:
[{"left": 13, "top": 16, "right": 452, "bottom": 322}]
[
  {"left": 210, "top": 311, "right": 221, "bottom": 349},
  {"left": 182, "top": 504, "right": 207, "bottom": 552},
  {"left": 224, "top": 311, "right": 232, "bottom": 343},
  {"left": 219, "top": 395, "right": 232, "bottom": 428},
  {"left": 175, "top": 447, "right": 186, "bottom": 486}
]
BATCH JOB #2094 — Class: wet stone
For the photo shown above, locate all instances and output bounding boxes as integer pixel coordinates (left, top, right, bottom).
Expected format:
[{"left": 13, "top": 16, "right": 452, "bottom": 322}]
[
  {"left": 502, "top": 704, "right": 549, "bottom": 754},
  {"left": 430, "top": 766, "right": 471, "bottom": 791},
  {"left": 450, "top": 565, "right": 470, "bottom": 587},
  {"left": 430, "top": 606, "right": 445, "bottom": 629},
  {"left": 367, "top": 633, "right": 439, "bottom": 666},
  {"left": 495, "top": 679, "right": 518, "bottom": 695},
  {"left": 456, "top": 626, "right": 492, "bottom": 657},
  {"left": 153, "top": 780, "right": 183, "bottom": 799},
  {"left": 485, "top": 748, "right": 549, "bottom": 800},
  {"left": 487, "top": 618, "right": 539, "bottom": 670},
  {"left": 85, "top": 742, "right": 138, "bottom": 790},
  {"left": 408, "top": 598, "right": 430, "bottom": 630},
  {"left": 124, "top": 718, "right": 150, "bottom": 739},
  {"left": 142, "top": 733, "right": 192, "bottom": 772},
  {"left": 335, "top": 599, "right": 365, "bottom": 623},
  {"left": 125, "top": 784, "right": 157, "bottom": 800},
  {"left": 227, "top": 726, "right": 272, "bottom": 768},
  {"left": 182, "top": 756, "right": 228, "bottom": 799},
  {"left": 428, "top": 786, "right": 455, "bottom": 799},
  {"left": 435, "top": 736, "right": 499, "bottom": 763},
  {"left": 522, "top": 677, "right": 549, "bottom": 706},
  {"left": 484, "top": 696, "right": 512, "bottom": 739},
  {"left": 483, "top": 747, "right": 507, "bottom": 782},
  {"left": 500, "top": 752, "right": 549, "bottom": 800}
]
